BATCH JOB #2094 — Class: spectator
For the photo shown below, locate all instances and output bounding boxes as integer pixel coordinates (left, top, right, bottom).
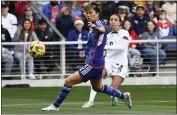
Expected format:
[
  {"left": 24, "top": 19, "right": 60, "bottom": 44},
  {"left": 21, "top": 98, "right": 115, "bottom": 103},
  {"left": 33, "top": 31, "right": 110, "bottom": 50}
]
[
  {"left": 1, "top": 1, "right": 17, "bottom": 38},
  {"left": 1, "top": 25, "right": 14, "bottom": 75},
  {"left": 2, "top": 1, "right": 16, "bottom": 15},
  {"left": 157, "top": 9, "right": 173, "bottom": 38},
  {"left": 19, "top": 5, "right": 39, "bottom": 31},
  {"left": 70, "top": 1, "right": 83, "bottom": 18},
  {"left": 123, "top": 19, "right": 141, "bottom": 57},
  {"left": 32, "top": 1, "right": 49, "bottom": 12},
  {"left": 34, "top": 18, "right": 56, "bottom": 74},
  {"left": 145, "top": 1, "right": 158, "bottom": 22},
  {"left": 161, "top": 1, "right": 176, "bottom": 25},
  {"left": 117, "top": 5, "right": 129, "bottom": 27},
  {"left": 15, "top": 1, "right": 31, "bottom": 20},
  {"left": 56, "top": 6, "right": 74, "bottom": 38},
  {"left": 131, "top": 5, "right": 150, "bottom": 37},
  {"left": 100, "top": 1, "right": 117, "bottom": 21},
  {"left": 123, "top": 19, "right": 143, "bottom": 76},
  {"left": 13, "top": 19, "right": 38, "bottom": 79},
  {"left": 66, "top": 18, "right": 88, "bottom": 71},
  {"left": 114, "top": 1, "right": 134, "bottom": 18},
  {"left": 140, "top": 21, "right": 166, "bottom": 76},
  {"left": 42, "top": 1, "right": 63, "bottom": 26},
  {"left": 161, "top": 1, "right": 176, "bottom": 35}
]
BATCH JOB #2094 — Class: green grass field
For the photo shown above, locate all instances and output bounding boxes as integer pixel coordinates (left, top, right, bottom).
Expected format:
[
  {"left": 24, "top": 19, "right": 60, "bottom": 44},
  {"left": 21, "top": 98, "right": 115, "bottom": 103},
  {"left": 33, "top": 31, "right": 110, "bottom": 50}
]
[{"left": 2, "top": 85, "right": 176, "bottom": 114}]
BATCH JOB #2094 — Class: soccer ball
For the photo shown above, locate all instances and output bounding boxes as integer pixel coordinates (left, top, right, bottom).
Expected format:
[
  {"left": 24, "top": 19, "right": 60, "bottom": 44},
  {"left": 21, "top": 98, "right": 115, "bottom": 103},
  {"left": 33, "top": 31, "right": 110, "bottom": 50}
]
[{"left": 28, "top": 41, "right": 45, "bottom": 57}]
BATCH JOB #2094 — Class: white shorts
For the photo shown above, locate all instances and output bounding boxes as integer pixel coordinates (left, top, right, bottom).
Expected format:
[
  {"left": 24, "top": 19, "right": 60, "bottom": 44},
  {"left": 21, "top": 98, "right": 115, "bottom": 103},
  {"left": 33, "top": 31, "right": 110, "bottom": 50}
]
[{"left": 105, "top": 60, "right": 128, "bottom": 79}]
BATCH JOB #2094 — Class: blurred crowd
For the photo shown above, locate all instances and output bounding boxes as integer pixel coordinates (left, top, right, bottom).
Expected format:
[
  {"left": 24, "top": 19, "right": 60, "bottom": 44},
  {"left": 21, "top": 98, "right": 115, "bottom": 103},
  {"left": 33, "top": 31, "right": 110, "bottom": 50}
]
[{"left": 1, "top": 1, "right": 177, "bottom": 78}]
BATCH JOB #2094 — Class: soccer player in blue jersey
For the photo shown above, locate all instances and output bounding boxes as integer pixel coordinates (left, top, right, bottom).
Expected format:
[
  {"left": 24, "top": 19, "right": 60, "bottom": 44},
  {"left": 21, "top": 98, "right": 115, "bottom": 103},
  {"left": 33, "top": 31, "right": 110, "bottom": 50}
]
[{"left": 42, "top": 3, "right": 132, "bottom": 111}]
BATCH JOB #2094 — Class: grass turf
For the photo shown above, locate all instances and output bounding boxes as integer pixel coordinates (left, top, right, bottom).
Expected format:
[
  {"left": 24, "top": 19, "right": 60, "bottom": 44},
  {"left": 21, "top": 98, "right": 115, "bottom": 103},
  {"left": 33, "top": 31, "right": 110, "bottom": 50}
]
[{"left": 2, "top": 85, "right": 176, "bottom": 114}]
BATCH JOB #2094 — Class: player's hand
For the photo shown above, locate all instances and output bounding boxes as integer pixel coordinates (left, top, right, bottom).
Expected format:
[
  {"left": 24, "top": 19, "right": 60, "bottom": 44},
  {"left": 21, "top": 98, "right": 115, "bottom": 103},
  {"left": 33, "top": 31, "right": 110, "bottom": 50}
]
[{"left": 88, "top": 22, "right": 97, "bottom": 29}]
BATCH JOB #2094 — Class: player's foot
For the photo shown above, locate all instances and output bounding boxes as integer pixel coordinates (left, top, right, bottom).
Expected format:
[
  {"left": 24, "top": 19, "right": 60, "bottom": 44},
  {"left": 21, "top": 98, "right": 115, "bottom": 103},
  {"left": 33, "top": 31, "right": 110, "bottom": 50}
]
[
  {"left": 111, "top": 96, "right": 118, "bottom": 106},
  {"left": 82, "top": 101, "right": 94, "bottom": 108},
  {"left": 42, "top": 104, "right": 59, "bottom": 111},
  {"left": 123, "top": 92, "right": 132, "bottom": 109}
]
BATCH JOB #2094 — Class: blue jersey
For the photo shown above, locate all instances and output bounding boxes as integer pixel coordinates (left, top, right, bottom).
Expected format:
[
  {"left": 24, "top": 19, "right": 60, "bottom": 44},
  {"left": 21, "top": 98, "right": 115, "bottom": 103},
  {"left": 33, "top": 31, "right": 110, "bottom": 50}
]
[{"left": 85, "top": 20, "right": 107, "bottom": 68}]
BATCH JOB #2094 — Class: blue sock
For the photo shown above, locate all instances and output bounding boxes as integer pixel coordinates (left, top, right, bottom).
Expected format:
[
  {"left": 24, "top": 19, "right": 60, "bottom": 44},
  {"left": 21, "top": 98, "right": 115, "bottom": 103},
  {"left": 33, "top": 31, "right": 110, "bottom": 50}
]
[
  {"left": 101, "top": 85, "right": 124, "bottom": 100},
  {"left": 53, "top": 84, "right": 72, "bottom": 108}
]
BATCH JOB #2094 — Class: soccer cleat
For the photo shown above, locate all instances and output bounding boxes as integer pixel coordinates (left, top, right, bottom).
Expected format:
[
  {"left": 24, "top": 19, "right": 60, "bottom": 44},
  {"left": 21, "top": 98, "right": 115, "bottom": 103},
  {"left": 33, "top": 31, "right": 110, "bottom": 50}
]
[
  {"left": 111, "top": 96, "right": 118, "bottom": 106},
  {"left": 42, "top": 104, "right": 59, "bottom": 111},
  {"left": 82, "top": 101, "right": 94, "bottom": 108},
  {"left": 123, "top": 92, "right": 132, "bottom": 109}
]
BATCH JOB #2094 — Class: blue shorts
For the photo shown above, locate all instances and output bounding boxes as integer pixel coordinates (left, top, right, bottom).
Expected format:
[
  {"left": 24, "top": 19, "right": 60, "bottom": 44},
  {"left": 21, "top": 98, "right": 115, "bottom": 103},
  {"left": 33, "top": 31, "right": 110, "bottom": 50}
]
[{"left": 78, "top": 64, "right": 104, "bottom": 82}]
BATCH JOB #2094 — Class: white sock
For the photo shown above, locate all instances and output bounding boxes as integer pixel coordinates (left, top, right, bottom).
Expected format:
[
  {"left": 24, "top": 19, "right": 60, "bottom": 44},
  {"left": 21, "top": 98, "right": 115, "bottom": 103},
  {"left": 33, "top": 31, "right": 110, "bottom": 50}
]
[{"left": 88, "top": 86, "right": 97, "bottom": 103}]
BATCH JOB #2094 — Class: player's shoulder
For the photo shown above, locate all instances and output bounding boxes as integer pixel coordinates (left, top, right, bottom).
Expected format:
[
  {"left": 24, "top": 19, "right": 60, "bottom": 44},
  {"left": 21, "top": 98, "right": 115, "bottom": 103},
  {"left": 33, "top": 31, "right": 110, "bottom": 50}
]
[
  {"left": 119, "top": 29, "right": 130, "bottom": 40},
  {"left": 119, "top": 29, "right": 129, "bottom": 35},
  {"left": 95, "top": 20, "right": 105, "bottom": 27},
  {"left": 119, "top": 29, "right": 129, "bottom": 36}
]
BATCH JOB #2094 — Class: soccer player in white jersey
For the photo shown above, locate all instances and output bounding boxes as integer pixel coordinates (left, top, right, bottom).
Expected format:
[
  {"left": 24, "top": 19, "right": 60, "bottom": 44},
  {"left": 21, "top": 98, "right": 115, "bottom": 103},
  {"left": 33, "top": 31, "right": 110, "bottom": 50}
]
[{"left": 82, "top": 13, "right": 131, "bottom": 108}]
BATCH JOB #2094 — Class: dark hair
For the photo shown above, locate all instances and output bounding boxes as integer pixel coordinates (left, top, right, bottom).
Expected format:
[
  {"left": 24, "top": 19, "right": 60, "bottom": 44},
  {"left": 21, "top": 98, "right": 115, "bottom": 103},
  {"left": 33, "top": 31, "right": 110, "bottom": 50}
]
[
  {"left": 158, "top": 9, "right": 167, "bottom": 15},
  {"left": 146, "top": 20, "right": 158, "bottom": 32},
  {"left": 84, "top": 3, "right": 101, "bottom": 14},
  {"left": 38, "top": 18, "right": 47, "bottom": 25},
  {"left": 19, "top": 19, "right": 32, "bottom": 41},
  {"left": 109, "top": 14, "right": 121, "bottom": 22},
  {"left": 122, "top": 18, "right": 133, "bottom": 33}
]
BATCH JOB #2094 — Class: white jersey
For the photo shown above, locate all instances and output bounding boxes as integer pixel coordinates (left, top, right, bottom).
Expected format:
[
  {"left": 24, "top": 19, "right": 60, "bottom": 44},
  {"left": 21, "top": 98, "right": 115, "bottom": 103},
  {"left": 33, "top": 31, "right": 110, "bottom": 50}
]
[
  {"left": 104, "top": 29, "right": 130, "bottom": 78},
  {"left": 105, "top": 29, "right": 130, "bottom": 64}
]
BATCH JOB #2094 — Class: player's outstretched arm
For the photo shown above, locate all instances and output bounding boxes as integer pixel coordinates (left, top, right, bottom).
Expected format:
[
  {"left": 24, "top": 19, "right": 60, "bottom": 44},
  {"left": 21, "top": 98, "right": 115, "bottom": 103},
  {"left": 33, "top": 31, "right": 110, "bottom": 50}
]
[{"left": 88, "top": 22, "right": 105, "bottom": 33}]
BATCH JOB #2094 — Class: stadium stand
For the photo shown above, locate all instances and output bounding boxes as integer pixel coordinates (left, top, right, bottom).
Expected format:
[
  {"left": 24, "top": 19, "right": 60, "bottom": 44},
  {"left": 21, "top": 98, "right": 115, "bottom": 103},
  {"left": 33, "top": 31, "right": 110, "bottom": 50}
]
[{"left": 1, "top": 1, "right": 176, "bottom": 80}]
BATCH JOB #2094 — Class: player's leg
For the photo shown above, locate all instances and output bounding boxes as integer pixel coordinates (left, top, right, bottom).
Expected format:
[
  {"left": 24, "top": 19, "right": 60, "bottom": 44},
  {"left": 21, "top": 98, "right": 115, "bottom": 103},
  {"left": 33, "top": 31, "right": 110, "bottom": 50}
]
[
  {"left": 42, "top": 71, "right": 83, "bottom": 111},
  {"left": 82, "top": 67, "right": 108, "bottom": 108},
  {"left": 111, "top": 63, "right": 128, "bottom": 106},
  {"left": 90, "top": 78, "right": 132, "bottom": 109},
  {"left": 82, "top": 85, "right": 96, "bottom": 108},
  {"left": 111, "top": 75, "right": 124, "bottom": 106}
]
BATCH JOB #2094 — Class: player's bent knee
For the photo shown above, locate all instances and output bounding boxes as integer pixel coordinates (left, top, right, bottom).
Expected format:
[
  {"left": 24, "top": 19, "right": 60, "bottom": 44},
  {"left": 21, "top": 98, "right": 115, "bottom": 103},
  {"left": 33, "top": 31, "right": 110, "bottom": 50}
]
[
  {"left": 64, "top": 79, "right": 73, "bottom": 87},
  {"left": 111, "top": 76, "right": 124, "bottom": 89},
  {"left": 111, "top": 83, "right": 120, "bottom": 89}
]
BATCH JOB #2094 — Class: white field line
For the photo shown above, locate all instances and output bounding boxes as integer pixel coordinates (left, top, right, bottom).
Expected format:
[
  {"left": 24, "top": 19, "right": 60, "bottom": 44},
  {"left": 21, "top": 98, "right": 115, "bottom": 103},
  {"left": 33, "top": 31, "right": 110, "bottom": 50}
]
[{"left": 2, "top": 101, "right": 176, "bottom": 107}]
